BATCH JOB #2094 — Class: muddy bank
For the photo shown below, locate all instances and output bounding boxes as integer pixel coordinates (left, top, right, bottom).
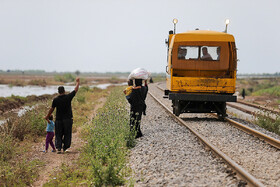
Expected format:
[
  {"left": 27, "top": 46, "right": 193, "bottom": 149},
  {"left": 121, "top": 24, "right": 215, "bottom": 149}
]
[{"left": 0, "top": 94, "right": 55, "bottom": 115}]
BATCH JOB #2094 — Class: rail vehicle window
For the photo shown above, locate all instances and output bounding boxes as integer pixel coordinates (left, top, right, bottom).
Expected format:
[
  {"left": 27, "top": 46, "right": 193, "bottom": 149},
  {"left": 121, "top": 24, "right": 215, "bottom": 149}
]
[
  {"left": 201, "top": 46, "right": 221, "bottom": 61},
  {"left": 177, "top": 46, "right": 199, "bottom": 60}
]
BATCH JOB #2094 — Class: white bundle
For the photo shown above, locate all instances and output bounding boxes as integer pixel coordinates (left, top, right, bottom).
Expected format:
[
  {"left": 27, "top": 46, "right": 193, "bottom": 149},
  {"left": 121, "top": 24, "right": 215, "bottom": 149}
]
[{"left": 128, "top": 68, "right": 150, "bottom": 80}]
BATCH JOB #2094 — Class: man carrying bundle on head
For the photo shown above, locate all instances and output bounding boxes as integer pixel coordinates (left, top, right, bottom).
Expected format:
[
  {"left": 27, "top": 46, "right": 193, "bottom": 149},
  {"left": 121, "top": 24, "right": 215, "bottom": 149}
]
[{"left": 125, "top": 68, "right": 149, "bottom": 138}]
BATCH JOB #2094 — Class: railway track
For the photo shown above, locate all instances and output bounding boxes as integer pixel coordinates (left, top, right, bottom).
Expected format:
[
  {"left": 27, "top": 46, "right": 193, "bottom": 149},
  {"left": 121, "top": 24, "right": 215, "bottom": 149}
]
[
  {"left": 227, "top": 101, "right": 279, "bottom": 121},
  {"left": 148, "top": 83, "right": 280, "bottom": 186},
  {"left": 237, "top": 100, "right": 280, "bottom": 115},
  {"left": 156, "top": 84, "right": 280, "bottom": 149},
  {"left": 129, "top": 93, "right": 245, "bottom": 186}
]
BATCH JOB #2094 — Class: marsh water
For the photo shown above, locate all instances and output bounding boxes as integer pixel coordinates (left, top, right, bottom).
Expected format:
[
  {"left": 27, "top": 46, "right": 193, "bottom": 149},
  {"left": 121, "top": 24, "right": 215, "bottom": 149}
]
[
  {"left": 0, "top": 83, "right": 124, "bottom": 97},
  {"left": 0, "top": 83, "right": 126, "bottom": 125}
]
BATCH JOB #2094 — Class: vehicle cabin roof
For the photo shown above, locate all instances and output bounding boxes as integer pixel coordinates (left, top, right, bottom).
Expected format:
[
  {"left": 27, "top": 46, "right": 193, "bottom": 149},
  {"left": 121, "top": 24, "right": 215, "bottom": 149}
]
[{"left": 173, "top": 30, "right": 235, "bottom": 42}]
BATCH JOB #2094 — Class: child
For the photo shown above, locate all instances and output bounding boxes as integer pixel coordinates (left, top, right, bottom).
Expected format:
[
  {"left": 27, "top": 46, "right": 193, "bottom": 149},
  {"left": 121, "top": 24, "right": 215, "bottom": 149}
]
[
  {"left": 44, "top": 115, "right": 56, "bottom": 153},
  {"left": 123, "top": 79, "right": 134, "bottom": 99}
]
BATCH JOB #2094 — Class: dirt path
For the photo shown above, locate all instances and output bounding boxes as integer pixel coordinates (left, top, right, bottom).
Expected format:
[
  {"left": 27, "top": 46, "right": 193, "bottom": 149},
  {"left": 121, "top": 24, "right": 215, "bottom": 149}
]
[{"left": 32, "top": 97, "right": 107, "bottom": 187}]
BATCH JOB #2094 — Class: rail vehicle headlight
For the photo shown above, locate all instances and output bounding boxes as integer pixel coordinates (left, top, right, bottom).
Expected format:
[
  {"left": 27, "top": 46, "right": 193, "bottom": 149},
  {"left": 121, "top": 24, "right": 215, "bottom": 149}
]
[
  {"left": 173, "top": 18, "right": 178, "bottom": 34},
  {"left": 225, "top": 19, "right": 230, "bottom": 25},
  {"left": 224, "top": 19, "right": 230, "bottom": 33}
]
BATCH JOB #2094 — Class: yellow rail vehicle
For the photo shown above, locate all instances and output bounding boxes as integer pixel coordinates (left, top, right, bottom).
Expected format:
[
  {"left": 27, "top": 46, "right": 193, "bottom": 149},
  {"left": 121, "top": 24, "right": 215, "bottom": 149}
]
[{"left": 165, "top": 29, "right": 237, "bottom": 118}]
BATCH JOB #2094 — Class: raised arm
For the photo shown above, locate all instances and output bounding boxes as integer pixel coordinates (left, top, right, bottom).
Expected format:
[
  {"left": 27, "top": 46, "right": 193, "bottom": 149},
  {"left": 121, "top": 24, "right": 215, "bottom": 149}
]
[{"left": 75, "top": 77, "right": 80, "bottom": 93}]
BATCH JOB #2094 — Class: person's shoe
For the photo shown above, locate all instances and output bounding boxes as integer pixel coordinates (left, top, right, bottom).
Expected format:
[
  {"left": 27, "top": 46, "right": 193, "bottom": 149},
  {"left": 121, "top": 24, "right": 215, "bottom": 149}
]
[
  {"left": 136, "top": 133, "right": 143, "bottom": 139},
  {"left": 63, "top": 149, "right": 69, "bottom": 153},
  {"left": 57, "top": 150, "right": 62, "bottom": 154},
  {"left": 43, "top": 150, "right": 47, "bottom": 153},
  {"left": 52, "top": 149, "right": 56, "bottom": 152}
]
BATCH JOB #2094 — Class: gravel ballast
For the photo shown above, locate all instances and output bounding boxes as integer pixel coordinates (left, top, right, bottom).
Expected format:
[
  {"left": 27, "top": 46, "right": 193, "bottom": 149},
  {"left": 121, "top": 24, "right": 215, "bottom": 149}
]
[
  {"left": 145, "top": 83, "right": 280, "bottom": 186},
  {"left": 128, "top": 94, "right": 243, "bottom": 186}
]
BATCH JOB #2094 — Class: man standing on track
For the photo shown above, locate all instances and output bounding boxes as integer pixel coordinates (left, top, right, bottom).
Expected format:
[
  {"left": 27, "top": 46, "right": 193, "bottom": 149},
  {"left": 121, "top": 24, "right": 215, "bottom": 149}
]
[{"left": 44, "top": 77, "right": 80, "bottom": 154}]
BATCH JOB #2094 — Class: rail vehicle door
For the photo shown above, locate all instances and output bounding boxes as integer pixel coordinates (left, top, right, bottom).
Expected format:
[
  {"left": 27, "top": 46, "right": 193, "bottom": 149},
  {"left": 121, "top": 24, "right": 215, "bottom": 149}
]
[{"left": 165, "top": 34, "right": 175, "bottom": 93}]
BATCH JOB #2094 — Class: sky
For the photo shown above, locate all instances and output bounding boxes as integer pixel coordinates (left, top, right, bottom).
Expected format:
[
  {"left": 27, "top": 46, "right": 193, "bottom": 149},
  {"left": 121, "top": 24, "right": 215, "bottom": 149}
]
[{"left": 0, "top": 0, "right": 279, "bottom": 74}]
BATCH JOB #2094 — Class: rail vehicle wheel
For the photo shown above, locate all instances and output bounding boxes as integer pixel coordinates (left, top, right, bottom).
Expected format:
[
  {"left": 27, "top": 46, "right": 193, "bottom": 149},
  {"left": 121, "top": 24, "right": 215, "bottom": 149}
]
[
  {"left": 173, "top": 100, "right": 181, "bottom": 116},
  {"left": 217, "top": 114, "right": 225, "bottom": 121},
  {"left": 217, "top": 102, "right": 227, "bottom": 120}
]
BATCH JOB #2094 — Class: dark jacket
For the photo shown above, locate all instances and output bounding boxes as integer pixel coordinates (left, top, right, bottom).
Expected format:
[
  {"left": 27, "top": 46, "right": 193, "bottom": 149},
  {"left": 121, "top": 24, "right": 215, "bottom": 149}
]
[{"left": 128, "top": 86, "right": 148, "bottom": 113}]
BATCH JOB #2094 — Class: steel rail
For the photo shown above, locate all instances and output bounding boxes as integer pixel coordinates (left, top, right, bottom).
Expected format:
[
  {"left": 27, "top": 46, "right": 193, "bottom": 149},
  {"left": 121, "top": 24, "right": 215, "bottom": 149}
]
[
  {"left": 237, "top": 100, "right": 280, "bottom": 115},
  {"left": 224, "top": 116, "right": 280, "bottom": 150},
  {"left": 148, "top": 91, "right": 265, "bottom": 187},
  {"left": 227, "top": 102, "right": 256, "bottom": 115},
  {"left": 157, "top": 85, "right": 280, "bottom": 149},
  {"left": 155, "top": 86, "right": 162, "bottom": 92},
  {"left": 227, "top": 102, "right": 277, "bottom": 121}
]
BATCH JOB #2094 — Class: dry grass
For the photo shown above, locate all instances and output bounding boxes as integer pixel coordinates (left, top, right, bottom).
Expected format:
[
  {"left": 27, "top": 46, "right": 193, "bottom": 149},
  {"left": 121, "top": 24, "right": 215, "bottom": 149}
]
[
  {"left": 236, "top": 78, "right": 280, "bottom": 109},
  {"left": 0, "top": 86, "right": 111, "bottom": 186}
]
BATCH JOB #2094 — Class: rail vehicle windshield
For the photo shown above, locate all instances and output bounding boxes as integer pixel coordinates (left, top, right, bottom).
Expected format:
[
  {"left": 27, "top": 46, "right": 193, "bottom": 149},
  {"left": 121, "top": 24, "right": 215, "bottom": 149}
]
[{"left": 178, "top": 46, "right": 221, "bottom": 61}]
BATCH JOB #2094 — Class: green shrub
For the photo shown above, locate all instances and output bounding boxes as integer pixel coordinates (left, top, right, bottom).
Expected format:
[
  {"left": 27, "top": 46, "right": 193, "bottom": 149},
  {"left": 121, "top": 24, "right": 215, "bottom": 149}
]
[
  {"left": 152, "top": 75, "right": 166, "bottom": 83},
  {"left": 28, "top": 109, "right": 47, "bottom": 137},
  {"left": 76, "top": 95, "right": 86, "bottom": 103},
  {"left": 54, "top": 73, "right": 75, "bottom": 83},
  {"left": 11, "top": 117, "right": 30, "bottom": 141},
  {"left": 109, "top": 76, "right": 120, "bottom": 83},
  {"left": 85, "top": 87, "right": 133, "bottom": 186},
  {"left": 47, "top": 87, "right": 134, "bottom": 186},
  {"left": 0, "top": 133, "right": 43, "bottom": 186},
  {"left": 253, "top": 86, "right": 280, "bottom": 97},
  {"left": 0, "top": 103, "right": 48, "bottom": 141},
  {"left": 44, "top": 162, "right": 91, "bottom": 186},
  {"left": 75, "top": 86, "right": 91, "bottom": 103},
  {"left": 0, "top": 135, "right": 15, "bottom": 162},
  {"left": 0, "top": 97, "right": 50, "bottom": 186},
  {"left": 79, "top": 86, "right": 91, "bottom": 92},
  {"left": 28, "top": 79, "right": 47, "bottom": 86},
  {"left": 8, "top": 80, "right": 25, "bottom": 87},
  {"left": 0, "top": 159, "right": 42, "bottom": 186},
  {"left": 254, "top": 111, "right": 280, "bottom": 136}
]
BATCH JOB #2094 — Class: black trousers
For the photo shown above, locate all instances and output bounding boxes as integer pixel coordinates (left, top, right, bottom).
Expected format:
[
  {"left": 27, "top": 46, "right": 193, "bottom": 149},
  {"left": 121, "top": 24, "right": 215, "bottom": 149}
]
[
  {"left": 130, "top": 110, "right": 143, "bottom": 138},
  {"left": 55, "top": 118, "right": 73, "bottom": 151}
]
